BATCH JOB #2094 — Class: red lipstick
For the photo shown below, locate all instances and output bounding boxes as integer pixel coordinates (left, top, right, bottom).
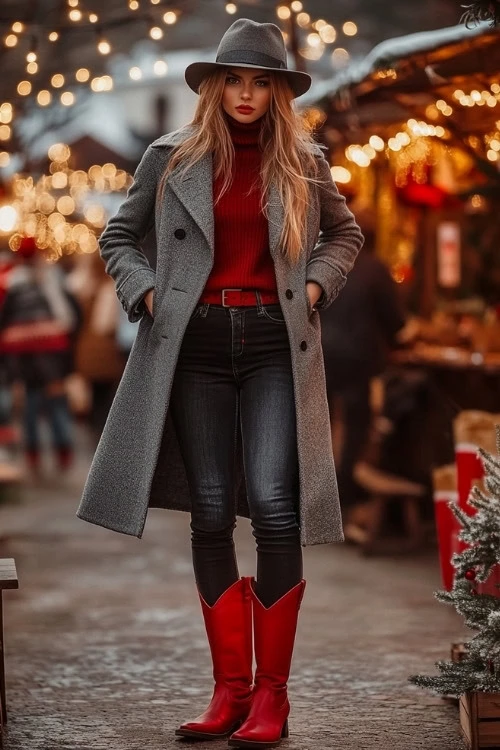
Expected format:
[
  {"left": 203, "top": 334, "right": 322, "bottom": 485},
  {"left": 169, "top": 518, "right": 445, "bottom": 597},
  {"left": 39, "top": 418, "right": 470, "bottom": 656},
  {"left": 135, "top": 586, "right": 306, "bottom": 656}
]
[{"left": 236, "top": 105, "right": 255, "bottom": 113}]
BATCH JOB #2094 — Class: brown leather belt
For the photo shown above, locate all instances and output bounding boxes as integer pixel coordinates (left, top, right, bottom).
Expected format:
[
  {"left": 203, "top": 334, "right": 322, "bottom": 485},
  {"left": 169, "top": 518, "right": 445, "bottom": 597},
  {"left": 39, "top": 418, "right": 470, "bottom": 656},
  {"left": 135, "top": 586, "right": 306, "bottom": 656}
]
[{"left": 200, "top": 288, "right": 281, "bottom": 307}]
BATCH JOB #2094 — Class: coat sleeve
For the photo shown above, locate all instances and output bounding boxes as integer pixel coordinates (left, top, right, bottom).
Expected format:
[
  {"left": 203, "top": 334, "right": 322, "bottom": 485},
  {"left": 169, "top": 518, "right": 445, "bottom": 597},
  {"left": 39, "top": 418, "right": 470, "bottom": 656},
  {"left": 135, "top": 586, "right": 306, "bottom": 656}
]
[
  {"left": 98, "top": 145, "right": 162, "bottom": 323},
  {"left": 306, "top": 156, "right": 364, "bottom": 311}
]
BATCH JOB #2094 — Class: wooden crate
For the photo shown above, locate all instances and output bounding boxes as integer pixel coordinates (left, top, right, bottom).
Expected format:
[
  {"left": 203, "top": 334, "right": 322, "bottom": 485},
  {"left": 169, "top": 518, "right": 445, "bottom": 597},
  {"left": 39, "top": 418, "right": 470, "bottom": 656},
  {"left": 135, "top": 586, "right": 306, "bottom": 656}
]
[{"left": 460, "top": 692, "right": 500, "bottom": 749}]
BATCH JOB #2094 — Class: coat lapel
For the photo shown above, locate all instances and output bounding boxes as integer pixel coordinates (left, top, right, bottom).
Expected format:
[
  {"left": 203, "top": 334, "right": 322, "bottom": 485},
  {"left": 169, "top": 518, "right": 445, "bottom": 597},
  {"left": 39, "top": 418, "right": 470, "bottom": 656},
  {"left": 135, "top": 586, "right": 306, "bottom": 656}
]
[
  {"left": 167, "top": 147, "right": 285, "bottom": 264},
  {"left": 168, "top": 152, "right": 215, "bottom": 256},
  {"left": 267, "top": 180, "right": 284, "bottom": 262}
]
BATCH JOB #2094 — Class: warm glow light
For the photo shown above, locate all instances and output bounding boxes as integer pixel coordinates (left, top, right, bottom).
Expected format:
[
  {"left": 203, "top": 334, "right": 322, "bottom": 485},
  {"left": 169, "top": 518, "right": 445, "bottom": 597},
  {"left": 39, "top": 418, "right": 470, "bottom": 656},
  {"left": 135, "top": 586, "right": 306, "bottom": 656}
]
[
  {"left": 48, "top": 143, "right": 71, "bottom": 162},
  {"left": 291, "top": 1, "right": 303, "bottom": 10},
  {"left": 37, "top": 90, "right": 51, "bottom": 106},
  {"left": 163, "top": 11, "right": 177, "bottom": 23},
  {"left": 490, "top": 139, "right": 500, "bottom": 151},
  {"left": 226, "top": 3, "right": 237, "bottom": 13},
  {"left": 0, "top": 206, "right": 18, "bottom": 232},
  {"left": 471, "top": 90, "right": 481, "bottom": 102},
  {"left": 307, "top": 32, "right": 322, "bottom": 47},
  {"left": 0, "top": 153, "right": 10, "bottom": 168},
  {"left": 76, "top": 67, "right": 90, "bottom": 82},
  {"left": 51, "top": 74, "right": 65, "bottom": 88},
  {"left": 49, "top": 31, "right": 59, "bottom": 41},
  {"left": 27, "top": 62, "right": 38, "bottom": 74},
  {"left": 89, "top": 13, "right": 98, "bottom": 22},
  {"left": 5, "top": 35, "right": 18, "bottom": 47},
  {"left": 68, "top": 0, "right": 79, "bottom": 7},
  {"left": 57, "top": 196, "right": 76, "bottom": 215},
  {"left": 487, "top": 149, "right": 498, "bottom": 161},
  {"left": 17, "top": 81, "right": 32, "bottom": 96},
  {"left": 12, "top": 22, "right": 24, "bottom": 33},
  {"left": 61, "top": 91, "right": 75, "bottom": 106},
  {"left": 129, "top": 67, "right": 142, "bottom": 80},
  {"left": 331, "top": 166, "right": 351, "bottom": 183},
  {"left": 453, "top": 89, "right": 464, "bottom": 99},
  {"left": 150, "top": 26, "right": 163, "bottom": 39},
  {"left": 343, "top": 21, "right": 358, "bottom": 36},
  {"left": 26, "top": 51, "right": 37, "bottom": 62},
  {"left": 435, "top": 126, "right": 445, "bottom": 137},
  {"left": 277, "top": 5, "right": 291, "bottom": 19},
  {"left": 369, "top": 135, "right": 385, "bottom": 151},
  {"left": 69, "top": 9, "right": 82, "bottom": 21},
  {"left": 154, "top": 60, "right": 168, "bottom": 76},
  {"left": 491, "top": 83, "right": 500, "bottom": 94},
  {"left": 296, "top": 12, "right": 310, "bottom": 26},
  {"left": 129, "top": 0, "right": 139, "bottom": 8},
  {"left": 332, "top": 48, "right": 349, "bottom": 63},
  {"left": 98, "top": 39, "right": 111, "bottom": 54},
  {"left": 319, "top": 24, "right": 336, "bottom": 43}
]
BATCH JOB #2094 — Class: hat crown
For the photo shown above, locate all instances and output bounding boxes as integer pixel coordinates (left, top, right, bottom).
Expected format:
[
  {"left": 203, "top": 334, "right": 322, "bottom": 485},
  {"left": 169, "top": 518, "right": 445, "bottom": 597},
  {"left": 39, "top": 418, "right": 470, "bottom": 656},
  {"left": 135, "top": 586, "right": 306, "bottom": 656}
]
[{"left": 216, "top": 18, "right": 288, "bottom": 70}]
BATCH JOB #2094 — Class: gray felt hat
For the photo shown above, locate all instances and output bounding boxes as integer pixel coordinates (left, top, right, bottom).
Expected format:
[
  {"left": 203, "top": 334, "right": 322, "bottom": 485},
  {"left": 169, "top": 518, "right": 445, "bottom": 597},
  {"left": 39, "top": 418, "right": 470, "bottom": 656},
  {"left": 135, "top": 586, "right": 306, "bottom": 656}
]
[{"left": 185, "top": 18, "right": 312, "bottom": 99}]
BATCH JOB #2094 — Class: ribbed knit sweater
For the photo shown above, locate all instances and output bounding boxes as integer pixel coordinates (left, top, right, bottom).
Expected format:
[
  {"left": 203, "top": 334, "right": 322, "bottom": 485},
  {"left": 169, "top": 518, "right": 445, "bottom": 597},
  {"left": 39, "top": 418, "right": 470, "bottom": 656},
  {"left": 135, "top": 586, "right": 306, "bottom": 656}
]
[{"left": 199, "top": 114, "right": 279, "bottom": 304}]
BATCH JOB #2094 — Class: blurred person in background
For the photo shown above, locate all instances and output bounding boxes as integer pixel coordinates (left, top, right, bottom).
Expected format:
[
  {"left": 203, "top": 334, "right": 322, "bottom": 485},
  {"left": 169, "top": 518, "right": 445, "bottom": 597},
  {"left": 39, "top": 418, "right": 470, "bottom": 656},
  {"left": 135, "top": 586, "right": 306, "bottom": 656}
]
[
  {"left": 67, "top": 252, "right": 125, "bottom": 442},
  {"left": 321, "top": 216, "right": 406, "bottom": 525},
  {"left": 78, "top": 18, "right": 363, "bottom": 750},
  {"left": 0, "top": 237, "right": 79, "bottom": 473}
]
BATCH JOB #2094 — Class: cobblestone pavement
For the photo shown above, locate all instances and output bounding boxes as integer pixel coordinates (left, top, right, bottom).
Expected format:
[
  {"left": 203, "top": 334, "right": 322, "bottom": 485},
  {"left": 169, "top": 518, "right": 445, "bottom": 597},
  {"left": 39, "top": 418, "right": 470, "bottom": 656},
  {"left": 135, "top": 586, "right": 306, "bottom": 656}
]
[{"left": 0, "top": 435, "right": 466, "bottom": 750}]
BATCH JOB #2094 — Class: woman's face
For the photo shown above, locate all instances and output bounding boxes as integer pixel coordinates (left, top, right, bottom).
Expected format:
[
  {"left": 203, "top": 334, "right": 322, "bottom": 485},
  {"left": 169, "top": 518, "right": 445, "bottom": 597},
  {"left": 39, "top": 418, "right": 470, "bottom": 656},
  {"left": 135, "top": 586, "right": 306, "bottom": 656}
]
[{"left": 222, "top": 67, "right": 271, "bottom": 123}]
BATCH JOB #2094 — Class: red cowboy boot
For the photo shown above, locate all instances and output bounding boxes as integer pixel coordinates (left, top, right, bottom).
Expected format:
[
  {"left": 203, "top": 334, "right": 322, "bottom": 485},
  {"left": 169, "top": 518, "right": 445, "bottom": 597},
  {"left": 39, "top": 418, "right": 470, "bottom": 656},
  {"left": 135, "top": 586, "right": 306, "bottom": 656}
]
[
  {"left": 229, "top": 578, "right": 306, "bottom": 749},
  {"left": 175, "top": 577, "right": 253, "bottom": 740}
]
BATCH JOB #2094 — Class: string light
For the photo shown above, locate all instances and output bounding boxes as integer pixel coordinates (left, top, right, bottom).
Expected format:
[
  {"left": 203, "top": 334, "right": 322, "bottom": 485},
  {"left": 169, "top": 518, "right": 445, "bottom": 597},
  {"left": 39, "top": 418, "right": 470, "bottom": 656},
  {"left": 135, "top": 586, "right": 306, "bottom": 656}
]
[
  {"left": 225, "top": 3, "right": 237, "bottom": 14},
  {"left": 163, "top": 11, "right": 177, "bottom": 24},
  {"left": 149, "top": 26, "right": 163, "bottom": 39},
  {"left": 343, "top": 21, "right": 358, "bottom": 36},
  {"left": 153, "top": 60, "right": 168, "bottom": 76},
  {"left": 97, "top": 38, "right": 111, "bottom": 54},
  {"left": 51, "top": 74, "right": 65, "bottom": 88},
  {"left": 75, "top": 68, "right": 90, "bottom": 82},
  {"left": 12, "top": 22, "right": 24, "bottom": 34},
  {"left": 129, "top": 67, "right": 142, "bottom": 80},
  {"left": 277, "top": 6, "right": 291, "bottom": 20},
  {"left": 5, "top": 35, "right": 18, "bottom": 48},
  {"left": 37, "top": 90, "right": 51, "bottom": 106},
  {"left": 48, "top": 31, "right": 59, "bottom": 41},
  {"left": 89, "top": 14, "right": 98, "bottom": 23}
]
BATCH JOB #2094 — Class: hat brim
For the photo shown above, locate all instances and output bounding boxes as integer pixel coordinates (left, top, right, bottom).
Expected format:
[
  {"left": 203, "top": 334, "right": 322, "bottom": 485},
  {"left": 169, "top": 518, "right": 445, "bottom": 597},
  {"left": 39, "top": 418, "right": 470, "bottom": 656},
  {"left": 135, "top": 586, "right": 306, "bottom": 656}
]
[{"left": 185, "top": 61, "right": 311, "bottom": 98}]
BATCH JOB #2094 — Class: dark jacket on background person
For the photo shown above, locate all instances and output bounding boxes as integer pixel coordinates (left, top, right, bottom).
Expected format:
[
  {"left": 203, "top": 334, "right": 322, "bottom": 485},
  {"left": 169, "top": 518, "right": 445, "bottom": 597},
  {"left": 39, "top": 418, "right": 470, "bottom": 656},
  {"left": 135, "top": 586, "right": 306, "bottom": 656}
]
[{"left": 321, "top": 247, "right": 406, "bottom": 390}]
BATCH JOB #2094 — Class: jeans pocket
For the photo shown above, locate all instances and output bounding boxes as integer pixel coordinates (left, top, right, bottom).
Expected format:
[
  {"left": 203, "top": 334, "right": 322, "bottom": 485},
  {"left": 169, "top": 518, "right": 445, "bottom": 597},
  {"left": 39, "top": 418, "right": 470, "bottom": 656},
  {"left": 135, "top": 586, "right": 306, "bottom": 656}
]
[
  {"left": 262, "top": 305, "right": 286, "bottom": 324},
  {"left": 189, "top": 305, "right": 204, "bottom": 321}
]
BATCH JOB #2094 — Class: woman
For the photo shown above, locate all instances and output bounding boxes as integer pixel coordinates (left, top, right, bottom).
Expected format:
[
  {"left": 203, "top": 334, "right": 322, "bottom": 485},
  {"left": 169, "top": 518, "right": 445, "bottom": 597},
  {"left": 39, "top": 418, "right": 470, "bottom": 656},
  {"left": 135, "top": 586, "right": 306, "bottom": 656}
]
[{"left": 78, "top": 18, "right": 363, "bottom": 749}]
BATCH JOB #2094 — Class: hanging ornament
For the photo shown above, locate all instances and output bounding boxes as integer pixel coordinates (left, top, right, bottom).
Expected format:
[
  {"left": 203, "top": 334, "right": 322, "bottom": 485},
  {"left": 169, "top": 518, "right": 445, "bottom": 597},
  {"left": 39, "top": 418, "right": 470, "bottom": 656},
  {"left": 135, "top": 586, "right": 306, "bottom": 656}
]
[
  {"left": 465, "top": 569, "right": 477, "bottom": 580},
  {"left": 461, "top": 0, "right": 500, "bottom": 27}
]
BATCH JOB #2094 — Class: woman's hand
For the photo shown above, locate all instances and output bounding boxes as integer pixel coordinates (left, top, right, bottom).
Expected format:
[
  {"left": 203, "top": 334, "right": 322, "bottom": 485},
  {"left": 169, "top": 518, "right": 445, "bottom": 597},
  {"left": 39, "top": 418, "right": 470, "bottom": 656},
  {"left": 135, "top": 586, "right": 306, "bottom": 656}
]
[
  {"left": 143, "top": 289, "right": 154, "bottom": 317},
  {"left": 306, "top": 281, "right": 322, "bottom": 310}
]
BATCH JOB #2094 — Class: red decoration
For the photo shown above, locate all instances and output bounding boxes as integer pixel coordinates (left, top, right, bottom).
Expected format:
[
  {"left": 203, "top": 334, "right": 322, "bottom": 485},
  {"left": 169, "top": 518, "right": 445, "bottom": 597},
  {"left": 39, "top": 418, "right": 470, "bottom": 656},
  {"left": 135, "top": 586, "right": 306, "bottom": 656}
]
[
  {"left": 17, "top": 236, "right": 38, "bottom": 259},
  {"left": 471, "top": 588, "right": 478, "bottom": 595},
  {"left": 465, "top": 569, "right": 477, "bottom": 581}
]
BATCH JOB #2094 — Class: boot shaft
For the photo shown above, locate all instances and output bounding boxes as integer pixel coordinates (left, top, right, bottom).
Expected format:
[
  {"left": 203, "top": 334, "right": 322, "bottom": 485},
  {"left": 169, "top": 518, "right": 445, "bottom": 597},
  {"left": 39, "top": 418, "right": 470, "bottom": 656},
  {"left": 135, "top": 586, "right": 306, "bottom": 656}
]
[
  {"left": 250, "top": 579, "right": 306, "bottom": 688},
  {"left": 199, "top": 577, "right": 253, "bottom": 683}
]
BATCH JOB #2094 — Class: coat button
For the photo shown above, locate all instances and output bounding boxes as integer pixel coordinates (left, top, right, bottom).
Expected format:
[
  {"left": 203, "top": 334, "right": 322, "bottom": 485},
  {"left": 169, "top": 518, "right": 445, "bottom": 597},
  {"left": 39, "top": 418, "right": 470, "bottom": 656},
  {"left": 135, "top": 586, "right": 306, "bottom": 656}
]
[
  {"left": 174, "top": 228, "right": 186, "bottom": 240},
  {"left": 285, "top": 289, "right": 293, "bottom": 299},
  {"left": 300, "top": 340, "right": 307, "bottom": 351}
]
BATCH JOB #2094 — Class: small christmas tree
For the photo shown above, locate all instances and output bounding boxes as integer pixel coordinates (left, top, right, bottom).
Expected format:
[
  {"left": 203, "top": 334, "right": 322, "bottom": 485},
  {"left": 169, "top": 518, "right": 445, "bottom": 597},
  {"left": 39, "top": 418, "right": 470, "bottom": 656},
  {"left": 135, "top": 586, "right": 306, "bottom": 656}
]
[
  {"left": 409, "top": 426, "right": 500, "bottom": 696},
  {"left": 461, "top": 0, "right": 500, "bottom": 27}
]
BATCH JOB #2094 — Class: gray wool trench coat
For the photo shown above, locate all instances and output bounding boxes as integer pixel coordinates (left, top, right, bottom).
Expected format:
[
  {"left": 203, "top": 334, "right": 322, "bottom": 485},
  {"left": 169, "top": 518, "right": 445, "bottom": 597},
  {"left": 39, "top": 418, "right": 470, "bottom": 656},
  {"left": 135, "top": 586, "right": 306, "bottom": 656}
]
[{"left": 77, "top": 124, "right": 364, "bottom": 545}]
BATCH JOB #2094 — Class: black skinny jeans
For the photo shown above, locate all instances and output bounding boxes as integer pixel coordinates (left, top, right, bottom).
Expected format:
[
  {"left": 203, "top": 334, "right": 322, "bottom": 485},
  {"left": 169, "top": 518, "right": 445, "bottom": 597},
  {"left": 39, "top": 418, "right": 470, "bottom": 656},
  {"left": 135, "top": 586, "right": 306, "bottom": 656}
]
[{"left": 169, "top": 293, "right": 302, "bottom": 607}]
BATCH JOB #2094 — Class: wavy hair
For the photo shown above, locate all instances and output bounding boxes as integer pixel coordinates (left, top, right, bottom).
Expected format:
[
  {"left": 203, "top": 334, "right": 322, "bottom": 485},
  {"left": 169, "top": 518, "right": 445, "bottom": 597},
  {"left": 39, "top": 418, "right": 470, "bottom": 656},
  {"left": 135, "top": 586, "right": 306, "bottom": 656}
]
[{"left": 158, "top": 68, "right": 325, "bottom": 265}]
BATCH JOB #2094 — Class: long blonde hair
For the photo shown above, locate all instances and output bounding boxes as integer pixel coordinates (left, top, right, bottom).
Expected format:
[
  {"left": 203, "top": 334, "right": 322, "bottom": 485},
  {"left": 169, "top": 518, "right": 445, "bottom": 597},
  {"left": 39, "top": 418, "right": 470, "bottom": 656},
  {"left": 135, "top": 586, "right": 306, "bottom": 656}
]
[{"left": 158, "top": 68, "right": 324, "bottom": 265}]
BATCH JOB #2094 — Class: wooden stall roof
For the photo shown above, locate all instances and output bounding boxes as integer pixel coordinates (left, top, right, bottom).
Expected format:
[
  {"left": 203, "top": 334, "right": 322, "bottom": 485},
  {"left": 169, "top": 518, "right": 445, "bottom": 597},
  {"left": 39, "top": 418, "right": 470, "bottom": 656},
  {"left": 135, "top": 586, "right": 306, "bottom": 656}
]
[{"left": 304, "top": 22, "right": 500, "bottom": 135}]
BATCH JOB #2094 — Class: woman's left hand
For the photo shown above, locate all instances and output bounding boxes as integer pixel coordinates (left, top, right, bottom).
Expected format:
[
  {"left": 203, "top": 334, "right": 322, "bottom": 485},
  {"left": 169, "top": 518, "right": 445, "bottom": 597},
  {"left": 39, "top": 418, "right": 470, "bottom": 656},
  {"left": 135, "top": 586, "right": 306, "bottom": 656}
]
[{"left": 306, "top": 281, "right": 323, "bottom": 310}]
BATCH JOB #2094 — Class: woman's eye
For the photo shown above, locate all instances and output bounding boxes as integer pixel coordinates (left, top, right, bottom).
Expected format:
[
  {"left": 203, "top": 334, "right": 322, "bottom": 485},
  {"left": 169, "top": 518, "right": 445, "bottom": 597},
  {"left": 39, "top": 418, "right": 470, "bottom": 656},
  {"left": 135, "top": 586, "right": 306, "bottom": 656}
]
[
  {"left": 256, "top": 80, "right": 269, "bottom": 87},
  {"left": 226, "top": 77, "right": 239, "bottom": 84}
]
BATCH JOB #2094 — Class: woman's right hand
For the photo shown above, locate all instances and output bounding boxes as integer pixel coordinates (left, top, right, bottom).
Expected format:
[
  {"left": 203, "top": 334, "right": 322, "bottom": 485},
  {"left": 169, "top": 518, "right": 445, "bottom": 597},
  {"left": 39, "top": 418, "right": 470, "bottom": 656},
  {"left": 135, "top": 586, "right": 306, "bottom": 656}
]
[{"left": 143, "top": 289, "right": 154, "bottom": 317}]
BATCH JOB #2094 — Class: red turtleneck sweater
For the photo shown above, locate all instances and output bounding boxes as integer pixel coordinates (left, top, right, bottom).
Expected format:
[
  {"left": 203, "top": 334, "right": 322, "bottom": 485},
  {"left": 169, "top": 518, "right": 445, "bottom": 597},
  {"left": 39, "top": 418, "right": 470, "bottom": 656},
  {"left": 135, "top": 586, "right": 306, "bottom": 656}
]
[{"left": 199, "top": 115, "right": 279, "bottom": 304}]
